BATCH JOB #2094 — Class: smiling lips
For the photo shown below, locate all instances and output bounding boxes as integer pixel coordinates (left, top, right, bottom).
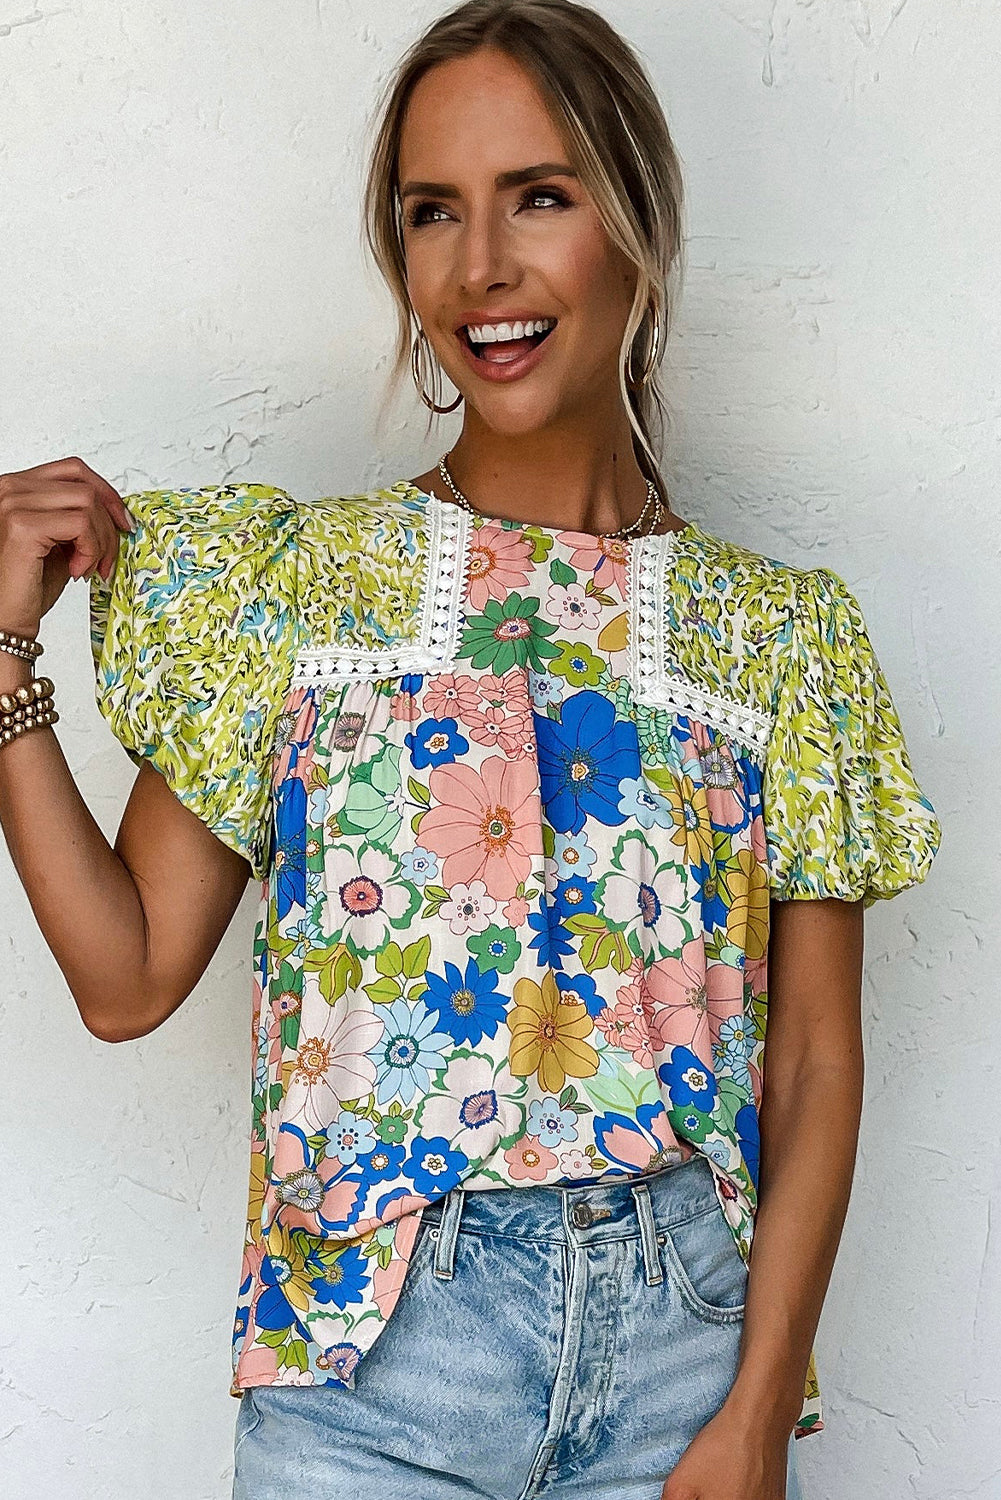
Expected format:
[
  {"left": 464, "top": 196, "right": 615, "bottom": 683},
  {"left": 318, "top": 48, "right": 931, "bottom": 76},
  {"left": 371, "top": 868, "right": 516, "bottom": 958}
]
[{"left": 456, "top": 316, "right": 558, "bottom": 377}]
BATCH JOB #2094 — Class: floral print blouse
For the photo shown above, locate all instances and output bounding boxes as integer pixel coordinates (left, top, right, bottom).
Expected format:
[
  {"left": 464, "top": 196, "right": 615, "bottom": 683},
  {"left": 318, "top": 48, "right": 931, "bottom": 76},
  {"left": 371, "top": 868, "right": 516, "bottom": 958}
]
[{"left": 88, "top": 479, "right": 941, "bottom": 1441}]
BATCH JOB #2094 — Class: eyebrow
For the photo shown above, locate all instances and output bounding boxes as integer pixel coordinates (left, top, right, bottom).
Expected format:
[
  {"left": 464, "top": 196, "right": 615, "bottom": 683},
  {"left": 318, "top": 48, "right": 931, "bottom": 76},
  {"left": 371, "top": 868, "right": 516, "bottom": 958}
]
[{"left": 399, "top": 162, "right": 579, "bottom": 200}]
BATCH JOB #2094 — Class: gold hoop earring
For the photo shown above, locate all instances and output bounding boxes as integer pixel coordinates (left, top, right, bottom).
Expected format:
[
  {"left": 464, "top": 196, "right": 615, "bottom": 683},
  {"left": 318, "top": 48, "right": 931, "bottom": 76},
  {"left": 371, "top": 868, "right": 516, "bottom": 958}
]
[
  {"left": 627, "top": 303, "right": 663, "bottom": 389},
  {"left": 410, "top": 327, "right": 463, "bottom": 413}
]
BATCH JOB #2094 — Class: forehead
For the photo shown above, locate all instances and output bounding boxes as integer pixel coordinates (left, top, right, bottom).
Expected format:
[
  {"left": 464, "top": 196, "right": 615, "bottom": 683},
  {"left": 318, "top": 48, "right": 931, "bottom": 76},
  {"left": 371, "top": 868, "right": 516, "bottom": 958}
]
[{"left": 398, "top": 48, "right": 568, "bottom": 180}]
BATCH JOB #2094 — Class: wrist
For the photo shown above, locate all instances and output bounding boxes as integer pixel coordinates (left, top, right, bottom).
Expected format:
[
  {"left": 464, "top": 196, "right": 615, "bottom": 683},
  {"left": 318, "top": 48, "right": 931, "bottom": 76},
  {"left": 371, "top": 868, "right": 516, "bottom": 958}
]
[
  {"left": 723, "top": 1369, "right": 802, "bottom": 1443},
  {"left": 0, "top": 653, "right": 34, "bottom": 693}
]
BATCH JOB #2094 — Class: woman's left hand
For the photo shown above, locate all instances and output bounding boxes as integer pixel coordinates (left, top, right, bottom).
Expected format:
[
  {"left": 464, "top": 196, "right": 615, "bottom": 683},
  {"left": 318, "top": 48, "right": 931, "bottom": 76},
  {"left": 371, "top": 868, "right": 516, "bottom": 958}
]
[{"left": 659, "top": 1404, "right": 793, "bottom": 1500}]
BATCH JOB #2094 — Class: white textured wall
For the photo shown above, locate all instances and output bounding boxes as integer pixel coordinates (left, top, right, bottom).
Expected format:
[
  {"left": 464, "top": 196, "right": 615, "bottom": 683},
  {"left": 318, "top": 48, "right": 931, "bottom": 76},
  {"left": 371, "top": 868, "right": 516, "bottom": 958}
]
[{"left": 0, "top": 3, "right": 994, "bottom": 1497}]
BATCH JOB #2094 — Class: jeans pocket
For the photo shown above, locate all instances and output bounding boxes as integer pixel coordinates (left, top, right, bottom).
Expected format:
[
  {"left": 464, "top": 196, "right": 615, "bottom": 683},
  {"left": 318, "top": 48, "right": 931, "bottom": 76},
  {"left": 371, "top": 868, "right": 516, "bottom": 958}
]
[{"left": 659, "top": 1203, "right": 748, "bottom": 1324}]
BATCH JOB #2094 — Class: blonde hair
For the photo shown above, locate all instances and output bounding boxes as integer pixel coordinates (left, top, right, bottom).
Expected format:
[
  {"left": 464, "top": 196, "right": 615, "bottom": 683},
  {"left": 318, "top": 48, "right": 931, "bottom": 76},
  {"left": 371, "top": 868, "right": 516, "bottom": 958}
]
[{"left": 361, "top": 0, "right": 686, "bottom": 486}]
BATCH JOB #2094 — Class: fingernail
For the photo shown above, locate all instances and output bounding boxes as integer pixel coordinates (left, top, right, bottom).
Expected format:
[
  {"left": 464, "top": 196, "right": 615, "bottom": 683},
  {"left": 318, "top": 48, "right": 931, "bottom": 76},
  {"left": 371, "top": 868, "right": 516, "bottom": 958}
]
[{"left": 124, "top": 509, "right": 137, "bottom": 532}]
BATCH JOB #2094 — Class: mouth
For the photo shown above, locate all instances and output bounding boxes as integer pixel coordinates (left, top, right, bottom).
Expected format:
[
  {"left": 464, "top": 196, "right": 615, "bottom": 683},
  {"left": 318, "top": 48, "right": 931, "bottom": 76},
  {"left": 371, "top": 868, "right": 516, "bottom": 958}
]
[{"left": 459, "top": 319, "right": 561, "bottom": 378}]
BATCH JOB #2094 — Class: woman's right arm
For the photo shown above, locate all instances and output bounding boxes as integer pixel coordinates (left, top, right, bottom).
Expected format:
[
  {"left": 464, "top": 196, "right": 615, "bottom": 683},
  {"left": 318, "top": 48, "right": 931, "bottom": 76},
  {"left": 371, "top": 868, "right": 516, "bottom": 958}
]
[{"left": 0, "top": 458, "right": 251, "bottom": 1043}]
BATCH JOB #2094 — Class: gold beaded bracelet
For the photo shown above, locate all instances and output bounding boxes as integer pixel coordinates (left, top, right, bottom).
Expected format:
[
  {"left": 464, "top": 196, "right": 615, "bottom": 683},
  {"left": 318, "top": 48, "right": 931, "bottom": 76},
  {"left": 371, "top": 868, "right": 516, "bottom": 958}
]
[
  {"left": 0, "top": 676, "right": 58, "bottom": 746},
  {"left": 0, "top": 628, "right": 43, "bottom": 661}
]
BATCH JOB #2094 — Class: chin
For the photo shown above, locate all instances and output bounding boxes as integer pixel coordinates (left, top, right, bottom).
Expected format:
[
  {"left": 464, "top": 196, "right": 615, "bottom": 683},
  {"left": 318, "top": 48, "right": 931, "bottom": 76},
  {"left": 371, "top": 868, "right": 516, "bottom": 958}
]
[{"left": 466, "top": 392, "right": 564, "bottom": 436}]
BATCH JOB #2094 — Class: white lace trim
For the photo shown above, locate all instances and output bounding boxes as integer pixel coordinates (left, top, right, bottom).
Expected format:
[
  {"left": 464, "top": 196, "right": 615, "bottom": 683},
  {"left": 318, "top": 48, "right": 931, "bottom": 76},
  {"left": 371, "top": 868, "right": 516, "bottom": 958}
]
[
  {"left": 290, "top": 491, "right": 472, "bottom": 688},
  {"left": 627, "top": 530, "right": 774, "bottom": 759}
]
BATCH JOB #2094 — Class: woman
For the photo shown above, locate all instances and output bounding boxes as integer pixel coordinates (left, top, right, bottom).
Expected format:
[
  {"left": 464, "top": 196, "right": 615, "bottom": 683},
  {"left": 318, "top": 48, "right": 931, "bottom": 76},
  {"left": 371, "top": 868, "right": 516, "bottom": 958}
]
[{"left": 0, "top": 2, "right": 941, "bottom": 1497}]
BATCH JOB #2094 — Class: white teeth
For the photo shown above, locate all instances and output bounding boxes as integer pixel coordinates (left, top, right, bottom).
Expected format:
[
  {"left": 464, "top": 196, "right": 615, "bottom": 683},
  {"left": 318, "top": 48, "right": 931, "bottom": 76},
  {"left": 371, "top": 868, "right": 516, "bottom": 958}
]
[{"left": 466, "top": 317, "right": 555, "bottom": 344}]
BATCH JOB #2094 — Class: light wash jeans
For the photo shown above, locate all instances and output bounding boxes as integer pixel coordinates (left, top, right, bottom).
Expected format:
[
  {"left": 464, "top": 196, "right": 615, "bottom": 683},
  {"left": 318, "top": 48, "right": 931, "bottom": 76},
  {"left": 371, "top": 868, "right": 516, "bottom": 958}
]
[{"left": 233, "top": 1152, "right": 804, "bottom": 1499}]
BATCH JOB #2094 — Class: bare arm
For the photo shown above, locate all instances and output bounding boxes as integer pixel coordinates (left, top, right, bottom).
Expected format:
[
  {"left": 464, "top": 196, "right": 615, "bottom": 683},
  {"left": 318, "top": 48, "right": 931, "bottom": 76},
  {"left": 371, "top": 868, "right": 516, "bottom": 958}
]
[
  {"left": 0, "top": 457, "right": 251, "bottom": 1042},
  {"left": 661, "top": 896, "right": 864, "bottom": 1499},
  {"left": 0, "top": 680, "right": 250, "bottom": 1040},
  {"left": 723, "top": 896, "right": 865, "bottom": 1436}
]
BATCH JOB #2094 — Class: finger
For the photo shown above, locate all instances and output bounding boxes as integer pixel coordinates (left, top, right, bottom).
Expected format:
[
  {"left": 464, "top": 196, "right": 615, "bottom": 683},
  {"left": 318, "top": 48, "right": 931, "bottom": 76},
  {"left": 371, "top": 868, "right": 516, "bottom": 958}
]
[{"left": 18, "top": 456, "right": 133, "bottom": 534}]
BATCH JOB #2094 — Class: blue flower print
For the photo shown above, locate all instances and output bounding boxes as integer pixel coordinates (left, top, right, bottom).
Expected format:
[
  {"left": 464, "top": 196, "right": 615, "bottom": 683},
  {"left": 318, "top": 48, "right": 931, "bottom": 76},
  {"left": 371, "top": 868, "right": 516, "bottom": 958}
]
[
  {"left": 358, "top": 1138, "right": 406, "bottom": 1186},
  {"left": 406, "top": 717, "right": 469, "bottom": 770},
  {"left": 402, "top": 1135, "right": 468, "bottom": 1198},
  {"left": 400, "top": 846, "right": 439, "bottom": 886},
  {"left": 526, "top": 894, "right": 574, "bottom": 970},
  {"left": 307, "top": 783, "right": 331, "bottom": 826},
  {"left": 274, "top": 774, "right": 307, "bottom": 919},
  {"left": 305, "top": 1241, "right": 369, "bottom": 1311},
  {"left": 423, "top": 957, "right": 507, "bottom": 1046},
  {"left": 718, "top": 1015, "right": 753, "bottom": 1090},
  {"left": 528, "top": 1096, "right": 579, "bottom": 1148},
  {"left": 735, "top": 1102, "right": 760, "bottom": 1190},
  {"left": 693, "top": 857, "right": 728, "bottom": 932},
  {"left": 556, "top": 970, "right": 604, "bottom": 1019},
  {"left": 553, "top": 829, "right": 596, "bottom": 880},
  {"left": 535, "top": 690, "right": 641, "bottom": 834},
  {"left": 551, "top": 875, "right": 598, "bottom": 922},
  {"left": 326, "top": 1110, "right": 376, "bottom": 1166},
  {"left": 528, "top": 668, "right": 564, "bottom": 710},
  {"left": 367, "top": 998, "right": 451, "bottom": 1105},
  {"left": 617, "top": 775, "right": 673, "bottom": 830},
  {"left": 658, "top": 1045, "right": 718, "bottom": 1112}
]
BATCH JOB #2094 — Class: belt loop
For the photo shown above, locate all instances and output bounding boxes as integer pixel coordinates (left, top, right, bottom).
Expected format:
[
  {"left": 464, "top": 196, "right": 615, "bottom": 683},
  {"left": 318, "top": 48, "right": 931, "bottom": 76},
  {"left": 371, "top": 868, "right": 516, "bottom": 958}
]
[
  {"left": 630, "top": 1180, "right": 664, "bottom": 1287},
  {"left": 433, "top": 1186, "right": 465, "bottom": 1280}
]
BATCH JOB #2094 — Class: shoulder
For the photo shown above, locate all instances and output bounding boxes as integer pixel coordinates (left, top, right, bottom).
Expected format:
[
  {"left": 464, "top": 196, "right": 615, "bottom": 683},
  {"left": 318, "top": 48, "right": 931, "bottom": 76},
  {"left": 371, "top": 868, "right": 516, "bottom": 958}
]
[
  {"left": 654, "top": 519, "right": 869, "bottom": 720},
  {"left": 676, "top": 520, "right": 867, "bottom": 650},
  {"left": 295, "top": 483, "right": 432, "bottom": 653},
  {"left": 121, "top": 480, "right": 299, "bottom": 536}
]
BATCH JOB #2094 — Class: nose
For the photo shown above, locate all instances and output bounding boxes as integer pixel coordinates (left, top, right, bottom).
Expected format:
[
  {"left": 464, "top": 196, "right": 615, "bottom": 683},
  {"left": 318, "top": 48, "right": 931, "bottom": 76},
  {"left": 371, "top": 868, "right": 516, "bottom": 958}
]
[{"left": 454, "top": 203, "right": 518, "bottom": 299}]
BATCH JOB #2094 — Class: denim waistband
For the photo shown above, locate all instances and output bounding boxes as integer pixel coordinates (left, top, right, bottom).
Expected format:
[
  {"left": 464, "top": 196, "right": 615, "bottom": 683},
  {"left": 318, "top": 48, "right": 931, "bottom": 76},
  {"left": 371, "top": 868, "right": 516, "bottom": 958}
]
[{"left": 418, "top": 1150, "right": 721, "bottom": 1249}]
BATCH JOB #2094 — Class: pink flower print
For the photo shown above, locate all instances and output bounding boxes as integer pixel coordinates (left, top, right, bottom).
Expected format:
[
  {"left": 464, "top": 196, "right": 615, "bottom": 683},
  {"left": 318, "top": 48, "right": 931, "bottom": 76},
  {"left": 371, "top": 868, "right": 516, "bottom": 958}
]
[
  {"left": 562, "top": 534, "right": 629, "bottom": 595},
  {"left": 390, "top": 684, "right": 421, "bottom": 722},
  {"left": 465, "top": 522, "right": 534, "bottom": 610},
  {"left": 273, "top": 690, "right": 319, "bottom": 787},
  {"left": 423, "top": 673, "right": 482, "bottom": 722},
  {"left": 279, "top": 979, "right": 384, "bottom": 1134},
  {"left": 419, "top": 754, "right": 543, "bottom": 901},
  {"left": 607, "top": 979, "right": 668, "bottom": 1068},
  {"left": 503, "top": 894, "right": 530, "bottom": 927},
  {"left": 477, "top": 669, "right": 532, "bottom": 714},
  {"left": 466, "top": 701, "right": 535, "bottom": 757},
  {"left": 438, "top": 879, "right": 497, "bottom": 935},
  {"left": 642, "top": 937, "right": 741, "bottom": 1058},
  {"left": 546, "top": 581, "right": 602, "bottom": 631},
  {"left": 505, "top": 1134, "right": 559, "bottom": 1181},
  {"left": 559, "top": 1147, "right": 592, "bottom": 1179}
]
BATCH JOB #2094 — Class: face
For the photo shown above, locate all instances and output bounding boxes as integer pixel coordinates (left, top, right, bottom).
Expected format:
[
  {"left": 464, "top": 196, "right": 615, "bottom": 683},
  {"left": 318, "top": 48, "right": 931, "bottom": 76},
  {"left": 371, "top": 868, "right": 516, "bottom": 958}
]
[{"left": 398, "top": 46, "right": 639, "bottom": 437}]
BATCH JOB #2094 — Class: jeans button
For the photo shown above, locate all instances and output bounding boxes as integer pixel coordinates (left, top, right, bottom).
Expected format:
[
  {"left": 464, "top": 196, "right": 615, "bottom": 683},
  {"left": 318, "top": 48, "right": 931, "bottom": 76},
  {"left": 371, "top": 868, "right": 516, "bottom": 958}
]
[{"left": 570, "top": 1200, "right": 593, "bottom": 1229}]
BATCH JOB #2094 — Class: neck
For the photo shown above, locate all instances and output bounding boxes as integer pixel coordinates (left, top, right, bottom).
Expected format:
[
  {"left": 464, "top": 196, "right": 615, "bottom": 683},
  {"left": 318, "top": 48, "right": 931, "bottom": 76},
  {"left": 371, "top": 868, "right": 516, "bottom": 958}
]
[{"left": 438, "top": 412, "right": 674, "bottom": 535}]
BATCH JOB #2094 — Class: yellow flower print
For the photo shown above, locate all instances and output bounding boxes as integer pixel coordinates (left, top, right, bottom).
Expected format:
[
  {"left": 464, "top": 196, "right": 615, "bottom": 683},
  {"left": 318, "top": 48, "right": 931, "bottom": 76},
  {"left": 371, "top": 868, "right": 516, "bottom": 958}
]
[
  {"left": 664, "top": 774, "right": 714, "bottom": 868},
  {"left": 261, "top": 1219, "right": 313, "bottom": 1316},
  {"left": 507, "top": 970, "right": 599, "bottom": 1092},
  {"left": 724, "top": 848, "right": 770, "bottom": 961}
]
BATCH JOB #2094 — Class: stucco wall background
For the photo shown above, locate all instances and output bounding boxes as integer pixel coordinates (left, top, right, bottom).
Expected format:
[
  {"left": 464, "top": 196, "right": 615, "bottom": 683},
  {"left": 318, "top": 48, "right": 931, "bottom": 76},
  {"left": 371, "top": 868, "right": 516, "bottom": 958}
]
[{"left": 0, "top": 2, "right": 996, "bottom": 1496}]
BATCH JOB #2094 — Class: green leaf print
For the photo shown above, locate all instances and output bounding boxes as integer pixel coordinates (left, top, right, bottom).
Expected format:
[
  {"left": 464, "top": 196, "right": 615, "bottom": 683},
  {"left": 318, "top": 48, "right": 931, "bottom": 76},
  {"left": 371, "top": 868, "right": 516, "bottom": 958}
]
[
  {"left": 401, "top": 934, "right": 431, "bottom": 979},
  {"left": 407, "top": 775, "right": 430, "bottom": 807},
  {"left": 549, "top": 557, "right": 576, "bottom": 587},
  {"left": 376, "top": 942, "right": 404, "bottom": 978},
  {"left": 566, "top": 912, "right": 632, "bottom": 973}
]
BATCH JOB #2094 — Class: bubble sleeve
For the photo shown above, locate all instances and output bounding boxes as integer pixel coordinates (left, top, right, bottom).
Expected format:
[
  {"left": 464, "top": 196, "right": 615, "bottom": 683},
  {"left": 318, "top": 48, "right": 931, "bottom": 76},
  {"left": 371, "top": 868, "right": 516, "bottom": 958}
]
[
  {"left": 762, "top": 565, "right": 942, "bottom": 907},
  {"left": 88, "top": 483, "right": 300, "bottom": 879}
]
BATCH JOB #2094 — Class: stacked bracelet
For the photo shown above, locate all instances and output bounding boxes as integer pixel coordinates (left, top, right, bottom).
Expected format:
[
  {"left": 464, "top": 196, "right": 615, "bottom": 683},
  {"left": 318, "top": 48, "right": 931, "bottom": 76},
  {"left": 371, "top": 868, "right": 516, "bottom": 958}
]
[
  {"left": 0, "top": 676, "right": 58, "bottom": 745},
  {"left": 0, "top": 628, "right": 43, "bottom": 662}
]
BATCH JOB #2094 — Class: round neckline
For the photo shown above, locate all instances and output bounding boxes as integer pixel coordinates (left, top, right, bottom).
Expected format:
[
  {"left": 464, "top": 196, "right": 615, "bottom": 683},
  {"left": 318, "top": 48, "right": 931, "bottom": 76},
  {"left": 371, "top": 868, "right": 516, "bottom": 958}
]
[{"left": 394, "top": 480, "right": 700, "bottom": 547}]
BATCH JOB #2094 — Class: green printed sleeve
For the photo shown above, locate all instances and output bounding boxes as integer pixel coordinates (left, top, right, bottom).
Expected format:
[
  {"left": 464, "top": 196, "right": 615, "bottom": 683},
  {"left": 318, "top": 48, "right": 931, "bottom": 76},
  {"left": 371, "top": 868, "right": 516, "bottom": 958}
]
[
  {"left": 88, "top": 483, "right": 301, "bottom": 879},
  {"left": 763, "top": 566, "right": 942, "bottom": 907}
]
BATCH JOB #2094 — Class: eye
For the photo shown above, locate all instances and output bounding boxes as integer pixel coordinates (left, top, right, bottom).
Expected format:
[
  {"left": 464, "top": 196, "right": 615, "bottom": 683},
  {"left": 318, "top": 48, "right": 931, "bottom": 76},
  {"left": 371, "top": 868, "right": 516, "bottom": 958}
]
[
  {"left": 406, "top": 200, "right": 449, "bottom": 228},
  {"left": 404, "top": 185, "right": 573, "bottom": 229},
  {"left": 521, "top": 186, "right": 572, "bottom": 211}
]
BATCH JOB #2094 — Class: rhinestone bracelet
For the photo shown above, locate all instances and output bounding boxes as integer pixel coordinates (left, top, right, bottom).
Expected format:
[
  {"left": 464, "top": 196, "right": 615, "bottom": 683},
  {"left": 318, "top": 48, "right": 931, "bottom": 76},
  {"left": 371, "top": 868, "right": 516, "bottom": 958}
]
[{"left": 0, "top": 676, "right": 58, "bottom": 746}]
